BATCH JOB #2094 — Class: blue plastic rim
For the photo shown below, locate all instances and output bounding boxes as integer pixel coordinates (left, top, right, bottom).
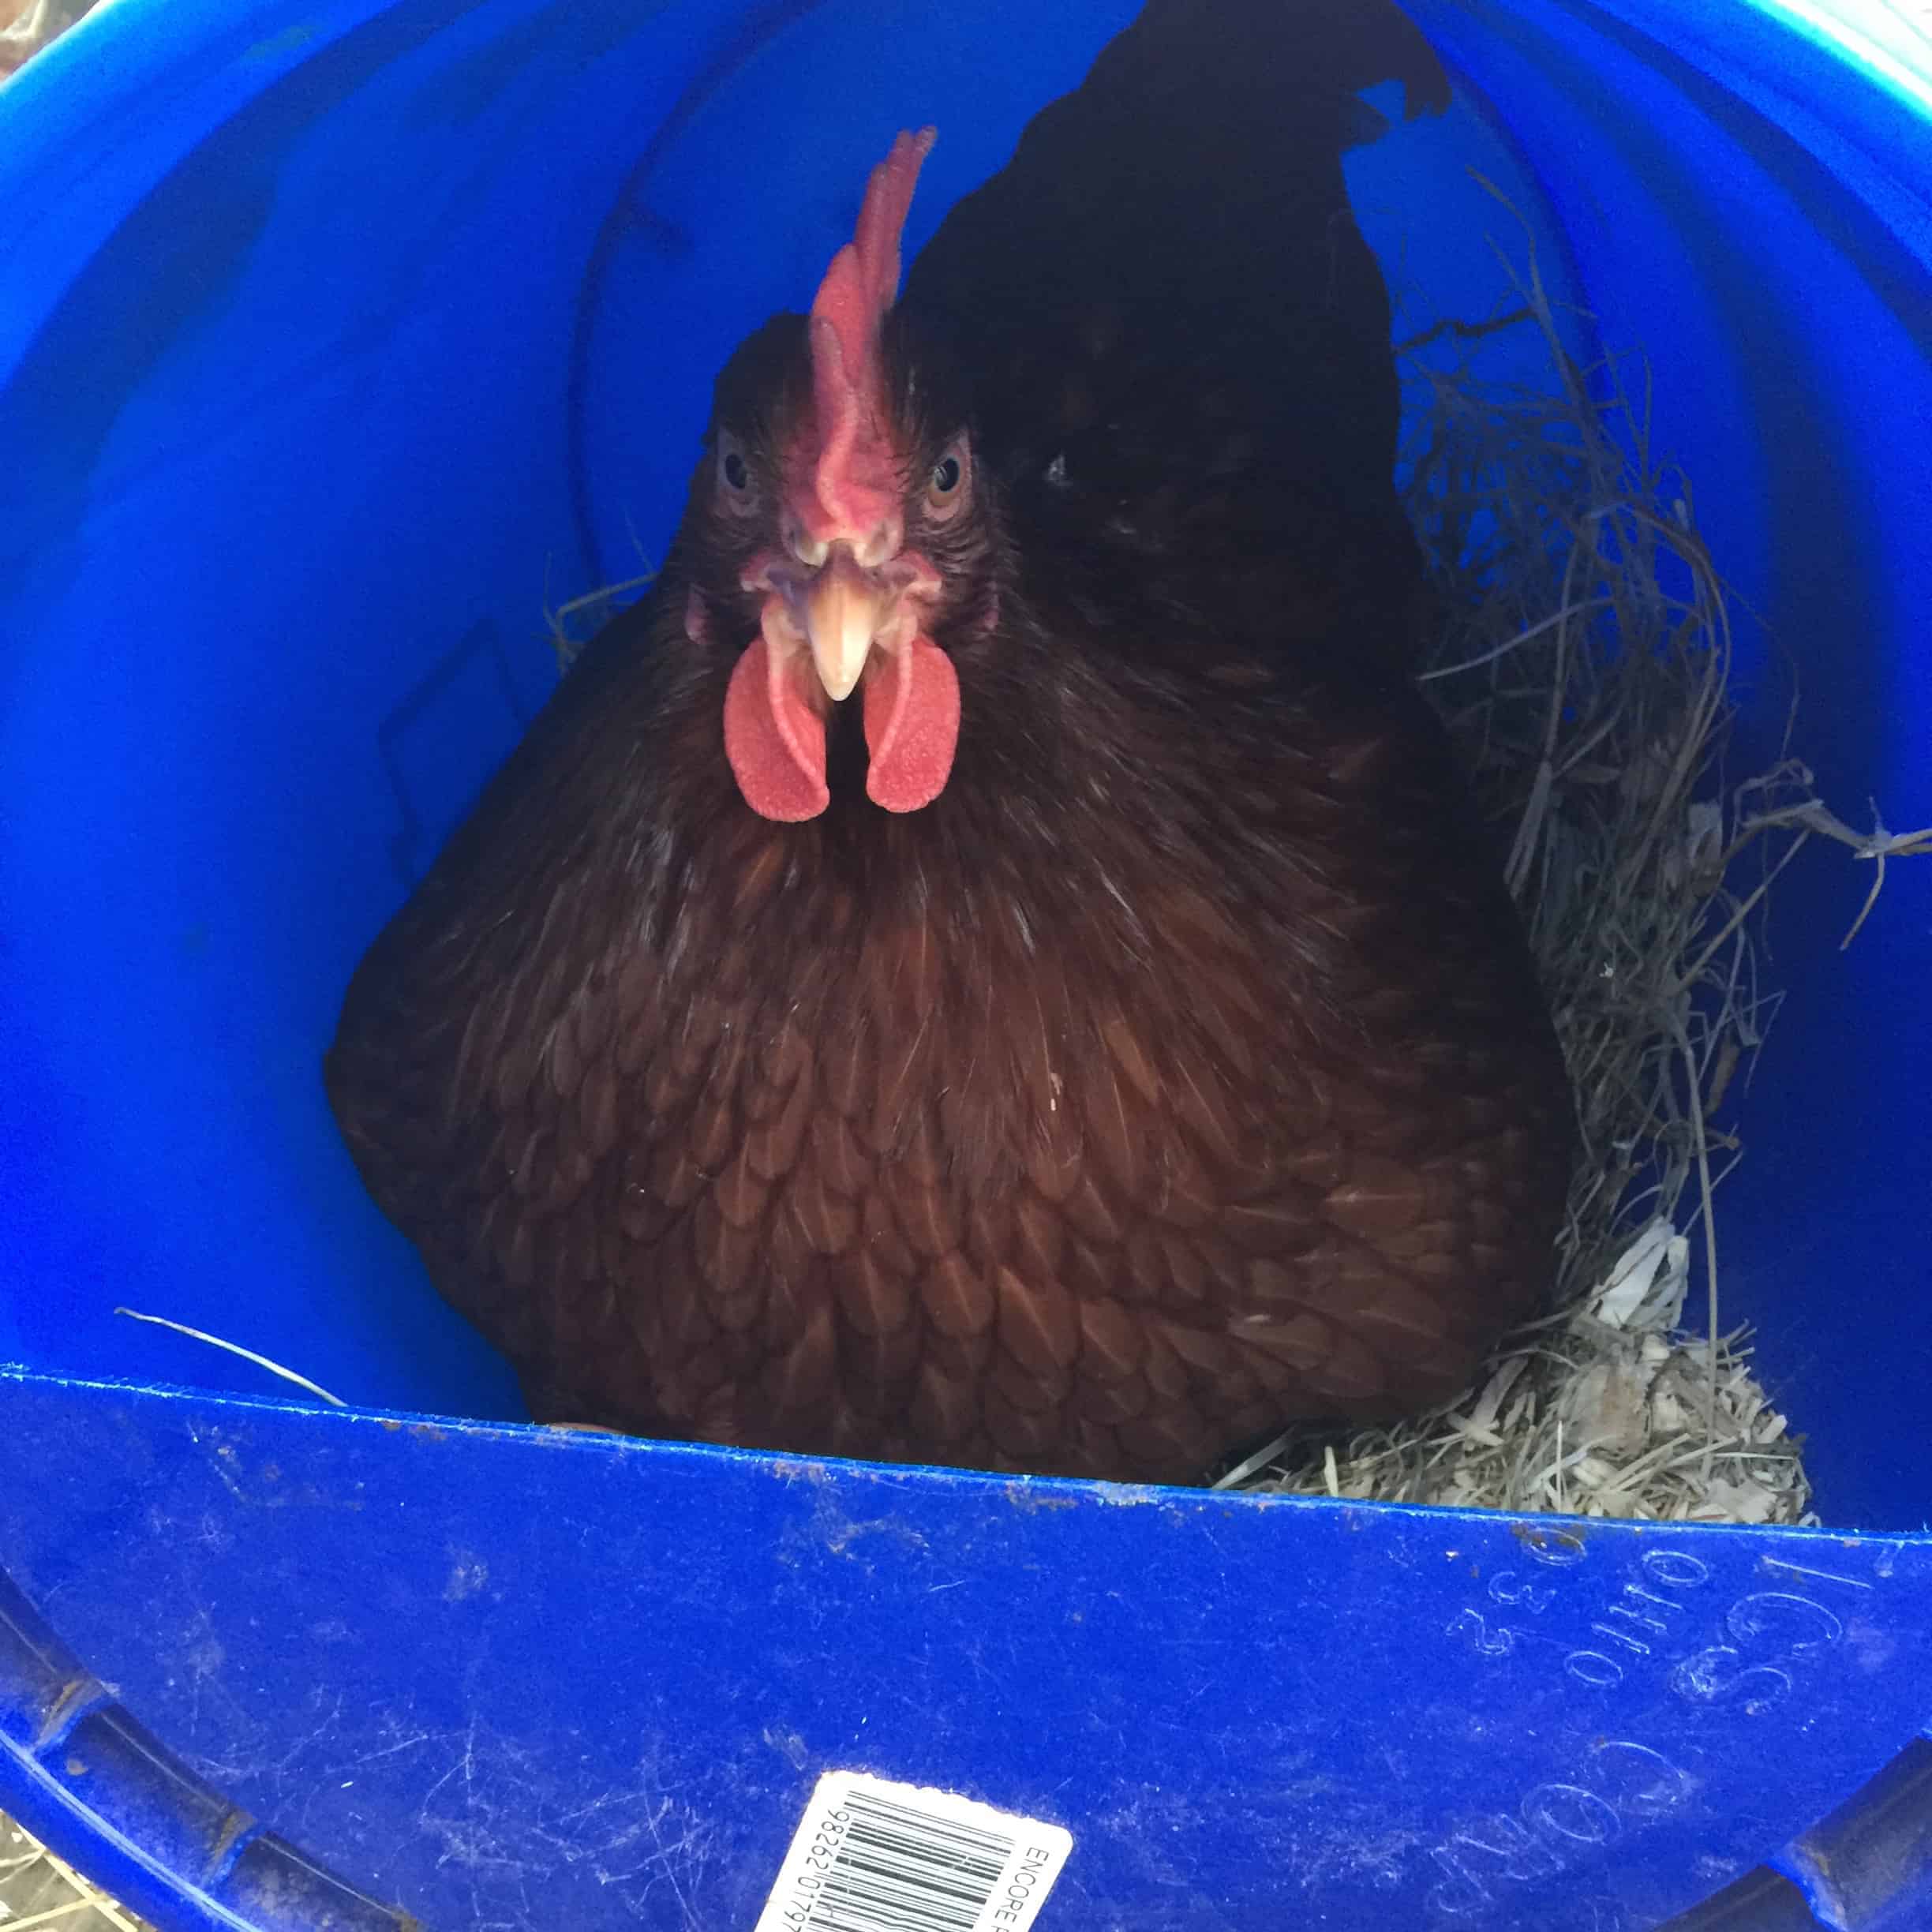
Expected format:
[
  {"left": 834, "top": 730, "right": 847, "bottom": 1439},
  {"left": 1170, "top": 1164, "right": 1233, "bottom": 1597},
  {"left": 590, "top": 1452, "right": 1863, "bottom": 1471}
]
[{"left": 1, "top": 2, "right": 1929, "bottom": 1928}]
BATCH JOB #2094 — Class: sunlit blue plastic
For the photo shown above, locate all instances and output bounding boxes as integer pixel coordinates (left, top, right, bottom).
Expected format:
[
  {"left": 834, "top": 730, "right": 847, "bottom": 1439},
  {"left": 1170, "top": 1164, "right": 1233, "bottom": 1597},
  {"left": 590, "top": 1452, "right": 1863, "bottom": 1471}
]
[{"left": 1, "top": 1, "right": 1929, "bottom": 1927}]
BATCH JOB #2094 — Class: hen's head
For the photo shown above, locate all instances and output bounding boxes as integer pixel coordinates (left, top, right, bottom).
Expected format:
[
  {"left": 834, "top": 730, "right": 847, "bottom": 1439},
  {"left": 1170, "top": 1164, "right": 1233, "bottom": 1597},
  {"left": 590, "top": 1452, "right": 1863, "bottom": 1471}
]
[{"left": 678, "top": 129, "right": 997, "bottom": 822}]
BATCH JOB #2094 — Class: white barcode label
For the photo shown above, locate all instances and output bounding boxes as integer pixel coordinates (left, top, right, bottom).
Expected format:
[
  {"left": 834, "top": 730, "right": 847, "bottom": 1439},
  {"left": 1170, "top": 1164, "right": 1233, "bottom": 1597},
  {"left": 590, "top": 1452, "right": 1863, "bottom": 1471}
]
[{"left": 753, "top": 1769, "right": 1073, "bottom": 1932}]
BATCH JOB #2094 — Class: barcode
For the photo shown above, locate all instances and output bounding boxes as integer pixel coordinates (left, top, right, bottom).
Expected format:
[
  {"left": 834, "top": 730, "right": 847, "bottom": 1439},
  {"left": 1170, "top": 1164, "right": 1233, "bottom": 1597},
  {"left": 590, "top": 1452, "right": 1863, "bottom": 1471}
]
[
  {"left": 754, "top": 1771, "right": 1072, "bottom": 1932},
  {"left": 801, "top": 1786, "right": 1010, "bottom": 1930}
]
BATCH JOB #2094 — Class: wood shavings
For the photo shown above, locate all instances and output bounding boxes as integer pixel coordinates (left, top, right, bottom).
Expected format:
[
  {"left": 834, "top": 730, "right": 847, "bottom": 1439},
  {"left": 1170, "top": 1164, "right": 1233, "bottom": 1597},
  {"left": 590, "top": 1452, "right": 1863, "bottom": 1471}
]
[
  {"left": 1231, "top": 1225, "right": 1818, "bottom": 1522},
  {"left": 1223, "top": 205, "right": 1924, "bottom": 1526},
  {"left": 1588, "top": 1216, "right": 1687, "bottom": 1332},
  {"left": 0, "top": 1820, "right": 153, "bottom": 1932}
]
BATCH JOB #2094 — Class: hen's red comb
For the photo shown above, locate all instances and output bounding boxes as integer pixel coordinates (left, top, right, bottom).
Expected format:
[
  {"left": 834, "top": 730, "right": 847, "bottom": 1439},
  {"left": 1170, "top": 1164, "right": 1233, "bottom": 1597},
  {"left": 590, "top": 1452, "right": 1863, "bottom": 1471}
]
[{"left": 808, "top": 128, "right": 936, "bottom": 537}]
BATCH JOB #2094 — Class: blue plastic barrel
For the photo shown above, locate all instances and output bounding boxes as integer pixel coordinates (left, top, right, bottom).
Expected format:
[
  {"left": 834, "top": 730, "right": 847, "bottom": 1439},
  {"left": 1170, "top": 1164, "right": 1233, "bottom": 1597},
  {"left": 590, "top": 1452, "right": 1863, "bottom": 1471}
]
[{"left": 2, "top": 2, "right": 1930, "bottom": 1927}]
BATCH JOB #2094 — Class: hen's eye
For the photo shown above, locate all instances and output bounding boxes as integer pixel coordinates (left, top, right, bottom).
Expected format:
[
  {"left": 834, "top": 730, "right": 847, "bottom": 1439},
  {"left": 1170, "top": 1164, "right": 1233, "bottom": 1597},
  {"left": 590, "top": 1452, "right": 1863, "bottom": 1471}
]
[
  {"left": 923, "top": 437, "right": 971, "bottom": 523},
  {"left": 714, "top": 435, "right": 759, "bottom": 517}
]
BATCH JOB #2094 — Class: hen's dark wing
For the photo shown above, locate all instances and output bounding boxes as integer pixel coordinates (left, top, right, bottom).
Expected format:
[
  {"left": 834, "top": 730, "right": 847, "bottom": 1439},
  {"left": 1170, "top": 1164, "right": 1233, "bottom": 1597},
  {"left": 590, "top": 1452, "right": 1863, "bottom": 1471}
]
[{"left": 900, "top": 0, "right": 1448, "bottom": 671}]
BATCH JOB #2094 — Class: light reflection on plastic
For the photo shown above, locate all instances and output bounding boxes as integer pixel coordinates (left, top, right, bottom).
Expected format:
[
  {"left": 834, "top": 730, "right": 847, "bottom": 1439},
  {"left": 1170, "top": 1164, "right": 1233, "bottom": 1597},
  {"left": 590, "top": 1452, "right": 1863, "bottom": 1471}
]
[{"left": 1745, "top": 0, "right": 1932, "bottom": 117}]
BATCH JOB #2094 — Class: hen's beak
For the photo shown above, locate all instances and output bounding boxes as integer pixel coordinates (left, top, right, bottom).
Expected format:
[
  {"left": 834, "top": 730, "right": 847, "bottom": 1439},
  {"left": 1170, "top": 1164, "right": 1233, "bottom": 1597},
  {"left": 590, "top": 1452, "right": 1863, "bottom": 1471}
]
[{"left": 803, "top": 549, "right": 890, "bottom": 703}]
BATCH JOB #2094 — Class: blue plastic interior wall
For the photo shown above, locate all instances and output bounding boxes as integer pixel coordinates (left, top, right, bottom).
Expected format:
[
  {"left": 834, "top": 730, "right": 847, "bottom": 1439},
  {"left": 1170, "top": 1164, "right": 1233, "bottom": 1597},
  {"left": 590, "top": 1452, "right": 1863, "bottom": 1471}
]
[{"left": 1, "top": 2, "right": 1929, "bottom": 1928}]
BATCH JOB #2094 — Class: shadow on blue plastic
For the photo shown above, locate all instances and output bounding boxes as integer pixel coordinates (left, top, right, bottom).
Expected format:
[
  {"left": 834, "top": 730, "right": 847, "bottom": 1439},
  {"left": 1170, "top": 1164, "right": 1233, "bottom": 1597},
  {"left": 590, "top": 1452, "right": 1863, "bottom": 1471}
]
[
  {"left": 1666, "top": 1869, "right": 1821, "bottom": 1930},
  {"left": 1777, "top": 1739, "right": 1932, "bottom": 1932},
  {"left": 22, "top": 1541, "right": 1929, "bottom": 1932},
  {"left": 4, "top": 1376, "right": 1932, "bottom": 1931},
  {"left": 1, "top": 0, "right": 1930, "bottom": 1925}
]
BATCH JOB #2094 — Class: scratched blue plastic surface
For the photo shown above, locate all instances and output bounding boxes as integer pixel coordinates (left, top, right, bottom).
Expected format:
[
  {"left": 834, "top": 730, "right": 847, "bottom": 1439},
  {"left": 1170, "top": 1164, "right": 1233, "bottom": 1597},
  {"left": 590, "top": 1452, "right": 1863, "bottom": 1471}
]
[
  {"left": 1, "top": 0, "right": 1930, "bottom": 1927},
  {"left": 4, "top": 1372, "right": 1932, "bottom": 1932}
]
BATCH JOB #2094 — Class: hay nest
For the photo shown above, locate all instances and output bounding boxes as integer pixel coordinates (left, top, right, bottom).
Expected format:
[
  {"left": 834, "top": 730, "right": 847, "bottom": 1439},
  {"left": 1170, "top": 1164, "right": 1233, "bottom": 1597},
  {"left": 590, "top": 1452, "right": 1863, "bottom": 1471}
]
[{"left": 1221, "top": 209, "right": 1928, "bottom": 1521}]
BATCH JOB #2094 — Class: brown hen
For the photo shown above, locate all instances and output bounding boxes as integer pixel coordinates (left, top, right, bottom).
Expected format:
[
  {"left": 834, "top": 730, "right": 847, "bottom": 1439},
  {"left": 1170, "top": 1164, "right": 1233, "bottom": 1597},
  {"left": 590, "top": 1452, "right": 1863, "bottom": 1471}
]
[{"left": 326, "top": 0, "right": 1574, "bottom": 1485}]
